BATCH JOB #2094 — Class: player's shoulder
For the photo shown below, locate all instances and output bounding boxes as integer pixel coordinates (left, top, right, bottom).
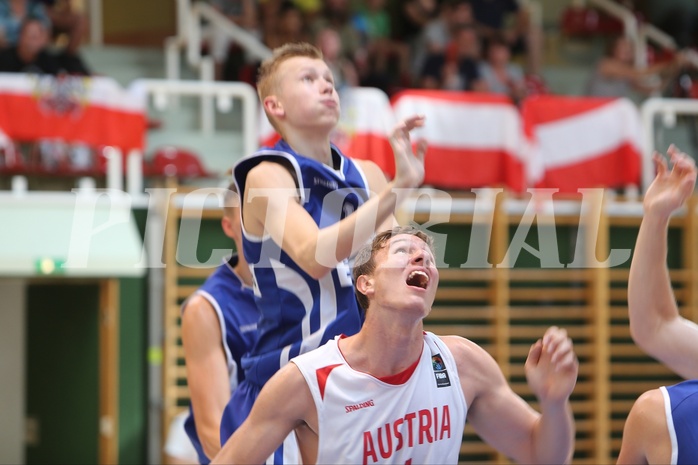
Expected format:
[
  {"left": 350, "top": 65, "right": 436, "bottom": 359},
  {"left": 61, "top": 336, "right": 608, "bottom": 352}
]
[
  {"left": 438, "top": 335, "right": 502, "bottom": 378},
  {"left": 353, "top": 158, "right": 388, "bottom": 190},
  {"left": 632, "top": 388, "right": 665, "bottom": 418},
  {"left": 245, "top": 160, "right": 297, "bottom": 189}
]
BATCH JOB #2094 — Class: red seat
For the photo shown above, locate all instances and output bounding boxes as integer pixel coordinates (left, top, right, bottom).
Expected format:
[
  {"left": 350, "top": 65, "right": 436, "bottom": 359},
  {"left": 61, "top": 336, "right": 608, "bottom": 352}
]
[
  {"left": 0, "top": 142, "right": 26, "bottom": 175},
  {"left": 561, "top": 6, "right": 600, "bottom": 37},
  {"left": 148, "top": 146, "right": 212, "bottom": 178}
]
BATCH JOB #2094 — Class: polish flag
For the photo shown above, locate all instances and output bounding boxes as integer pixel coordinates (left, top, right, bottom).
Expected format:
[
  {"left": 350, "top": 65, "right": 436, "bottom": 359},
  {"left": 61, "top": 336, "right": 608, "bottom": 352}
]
[
  {"left": 391, "top": 90, "right": 527, "bottom": 192},
  {"left": 258, "top": 87, "right": 396, "bottom": 172},
  {"left": 522, "top": 95, "right": 642, "bottom": 193},
  {"left": 0, "top": 73, "right": 146, "bottom": 150}
]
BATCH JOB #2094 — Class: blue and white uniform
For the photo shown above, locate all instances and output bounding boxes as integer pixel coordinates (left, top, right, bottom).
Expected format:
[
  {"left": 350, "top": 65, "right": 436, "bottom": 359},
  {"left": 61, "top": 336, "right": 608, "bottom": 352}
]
[
  {"left": 182, "top": 255, "right": 259, "bottom": 464},
  {"left": 221, "top": 140, "right": 370, "bottom": 447},
  {"left": 661, "top": 379, "right": 698, "bottom": 465}
]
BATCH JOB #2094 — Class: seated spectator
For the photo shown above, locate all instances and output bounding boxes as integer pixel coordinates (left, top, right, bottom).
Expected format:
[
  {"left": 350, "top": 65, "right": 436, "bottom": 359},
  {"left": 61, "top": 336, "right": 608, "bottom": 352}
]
[
  {"left": 310, "top": 0, "right": 362, "bottom": 63},
  {"left": 479, "top": 34, "right": 526, "bottom": 103},
  {"left": 315, "top": 27, "right": 358, "bottom": 91},
  {"left": 420, "top": 23, "right": 486, "bottom": 92},
  {"left": 0, "top": 0, "right": 50, "bottom": 47},
  {"left": 0, "top": 16, "right": 89, "bottom": 75},
  {"left": 264, "top": 1, "right": 308, "bottom": 50},
  {"left": 208, "top": 0, "right": 259, "bottom": 80},
  {"left": 412, "top": 0, "right": 475, "bottom": 84},
  {"left": 586, "top": 35, "right": 682, "bottom": 99},
  {"left": 469, "top": 0, "right": 542, "bottom": 77},
  {"left": 37, "top": 0, "right": 85, "bottom": 55}
]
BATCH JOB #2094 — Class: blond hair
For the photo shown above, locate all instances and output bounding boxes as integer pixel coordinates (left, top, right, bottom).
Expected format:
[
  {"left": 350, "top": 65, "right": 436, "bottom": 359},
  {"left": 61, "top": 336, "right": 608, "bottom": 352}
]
[
  {"left": 352, "top": 226, "right": 435, "bottom": 312},
  {"left": 257, "top": 42, "right": 324, "bottom": 134}
]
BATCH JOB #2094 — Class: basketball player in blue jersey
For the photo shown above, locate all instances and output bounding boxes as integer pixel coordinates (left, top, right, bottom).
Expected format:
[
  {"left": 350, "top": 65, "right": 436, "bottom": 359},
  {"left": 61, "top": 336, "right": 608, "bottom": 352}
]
[
  {"left": 618, "top": 146, "right": 698, "bottom": 464},
  {"left": 212, "top": 226, "right": 578, "bottom": 465},
  {"left": 180, "top": 185, "right": 270, "bottom": 464},
  {"left": 221, "top": 42, "right": 428, "bottom": 446}
]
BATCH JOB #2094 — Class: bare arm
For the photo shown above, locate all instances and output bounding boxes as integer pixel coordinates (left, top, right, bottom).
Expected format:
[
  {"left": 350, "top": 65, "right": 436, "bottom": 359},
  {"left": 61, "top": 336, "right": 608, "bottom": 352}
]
[
  {"left": 211, "top": 362, "right": 314, "bottom": 464},
  {"left": 243, "top": 116, "right": 427, "bottom": 279},
  {"left": 446, "top": 327, "right": 577, "bottom": 464},
  {"left": 628, "top": 147, "right": 698, "bottom": 379},
  {"left": 617, "top": 389, "right": 670, "bottom": 465},
  {"left": 181, "top": 296, "right": 232, "bottom": 459}
]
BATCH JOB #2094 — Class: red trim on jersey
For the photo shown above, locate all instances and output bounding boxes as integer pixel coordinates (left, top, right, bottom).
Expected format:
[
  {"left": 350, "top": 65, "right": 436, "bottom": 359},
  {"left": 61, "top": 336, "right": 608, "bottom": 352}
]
[
  {"left": 316, "top": 364, "right": 343, "bottom": 401},
  {"left": 377, "top": 353, "right": 421, "bottom": 385},
  {"left": 337, "top": 334, "right": 425, "bottom": 385}
]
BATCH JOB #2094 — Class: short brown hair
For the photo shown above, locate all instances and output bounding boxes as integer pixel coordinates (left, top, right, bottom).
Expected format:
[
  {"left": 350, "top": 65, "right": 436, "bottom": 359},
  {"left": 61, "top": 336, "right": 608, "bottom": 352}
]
[
  {"left": 352, "top": 226, "right": 434, "bottom": 312},
  {"left": 257, "top": 42, "right": 324, "bottom": 133}
]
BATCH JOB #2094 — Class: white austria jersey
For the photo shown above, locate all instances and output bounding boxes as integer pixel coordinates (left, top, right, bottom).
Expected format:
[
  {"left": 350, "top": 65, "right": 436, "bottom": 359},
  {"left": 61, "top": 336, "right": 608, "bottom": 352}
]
[{"left": 292, "top": 332, "right": 467, "bottom": 465}]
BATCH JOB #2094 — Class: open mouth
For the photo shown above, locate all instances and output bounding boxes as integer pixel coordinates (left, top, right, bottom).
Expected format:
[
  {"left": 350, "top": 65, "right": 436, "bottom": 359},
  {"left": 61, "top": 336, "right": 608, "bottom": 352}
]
[{"left": 406, "top": 270, "right": 429, "bottom": 290}]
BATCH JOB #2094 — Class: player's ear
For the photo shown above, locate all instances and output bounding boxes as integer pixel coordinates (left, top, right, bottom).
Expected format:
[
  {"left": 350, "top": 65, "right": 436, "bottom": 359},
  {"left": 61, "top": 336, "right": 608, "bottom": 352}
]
[
  {"left": 355, "top": 274, "right": 374, "bottom": 299},
  {"left": 221, "top": 216, "right": 234, "bottom": 240},
  {"left": 263, "top": 95, "right": 284, "bottom": 118}
]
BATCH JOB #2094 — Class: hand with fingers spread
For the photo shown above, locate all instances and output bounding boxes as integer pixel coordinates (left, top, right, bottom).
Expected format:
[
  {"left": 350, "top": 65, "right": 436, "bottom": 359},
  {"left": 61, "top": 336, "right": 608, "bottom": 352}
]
[
  {"left": 525, "top": 326, "right": 579, "bottom": 406},
  {"left": 389, "top": 114, "right": 427, "bottom": 189},
  {"left": 644, "top": 145, "right": 697, "bottom": 220}
]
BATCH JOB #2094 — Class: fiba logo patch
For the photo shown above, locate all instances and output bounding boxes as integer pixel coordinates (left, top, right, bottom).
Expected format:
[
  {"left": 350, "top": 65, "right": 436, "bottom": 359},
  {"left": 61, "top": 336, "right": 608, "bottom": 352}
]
[{"left": 432, "top": 354, "right": 451, "bottom": 388}]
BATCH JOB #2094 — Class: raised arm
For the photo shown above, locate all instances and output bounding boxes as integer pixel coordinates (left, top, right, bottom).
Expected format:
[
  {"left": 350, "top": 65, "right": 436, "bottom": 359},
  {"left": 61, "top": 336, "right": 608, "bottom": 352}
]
[
  {"left": 628, "top": 146, "right": 698, "bottom": 379},
  {"left": 449, "top": 326, "right": 577, "bottom": 464},
  {"left": 211, "top": 362, "right": 314, "bottom": 464},
  {"left": 243, "top": 115, "right": 427, "bottom": 279},
  {"left": 181, "top": 296, "right": 233, "bottom": 459}
]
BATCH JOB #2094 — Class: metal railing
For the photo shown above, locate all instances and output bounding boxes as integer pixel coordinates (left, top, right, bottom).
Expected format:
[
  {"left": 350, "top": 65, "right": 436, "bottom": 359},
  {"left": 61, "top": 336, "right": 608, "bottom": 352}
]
[{"left": 640, "top": 97, "right": 698, "bottom": 191}]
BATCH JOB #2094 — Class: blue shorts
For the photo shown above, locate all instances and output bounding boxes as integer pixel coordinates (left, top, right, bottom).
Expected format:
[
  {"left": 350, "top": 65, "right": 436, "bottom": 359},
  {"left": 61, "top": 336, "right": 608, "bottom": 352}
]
[{"left": 220, "top": 380, "right": 299, "bottom": 464}]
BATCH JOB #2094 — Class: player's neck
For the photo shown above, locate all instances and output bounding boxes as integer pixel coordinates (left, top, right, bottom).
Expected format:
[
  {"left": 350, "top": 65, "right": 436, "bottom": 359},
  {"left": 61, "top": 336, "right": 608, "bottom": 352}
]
[
  {"left": 233, "top": 262, "right": 254, "bottom": 287},
  {"left": 283, "top": 130, "right": 333, "bottom": 166},
  {"left": 343, "top": 316, "right": 424, "bottom": 377}
]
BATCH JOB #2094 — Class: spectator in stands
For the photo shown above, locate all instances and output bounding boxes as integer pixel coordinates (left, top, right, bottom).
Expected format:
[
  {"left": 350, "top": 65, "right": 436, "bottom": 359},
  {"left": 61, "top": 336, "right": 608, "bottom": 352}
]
[
  {"left": 0, "top": 0, "right": 49, "bottom": 47},
  {"left": 0, "top": 16, "right": 89, "bottom": 74},
  {"left": 37, "top": 0, "right": 85, "bottom": 55},
  {"left": 586, "top": 35, "right": 682, "bottom": 99},
  {"left": 310, "top": 0, "right": 362, "bottom": 64},
  {"left": 479, "top": 33, "right": 526, "bottom": 103},
  {"left": 208, "top": 0, "right": 259, "bottom": 80},
  {"left": 618, "top": 146, "right": 698, "bottom": 464},
  {"left": 180, "top": 184, "right": 279, "bottom": 463},
  {"left": 469, "top": 0, "right": 542, "bottom": 78},
  {"left": 420, "top": 23, "right": 486, "bottom": 92},
  {"left": 352, "top": 0, "right": 409, "bottom": 91},
  {"left": 264, "top": 1, "right": 308, "bottom": 50},
  {"left": 390, "top": 0, "right": 438, "bottom": 84},
  {"left": 315, "top": 27, "right": 358, "bottom": 91},
  {"left": 412, "top": 0, "right": 475, "bottom": 85}
]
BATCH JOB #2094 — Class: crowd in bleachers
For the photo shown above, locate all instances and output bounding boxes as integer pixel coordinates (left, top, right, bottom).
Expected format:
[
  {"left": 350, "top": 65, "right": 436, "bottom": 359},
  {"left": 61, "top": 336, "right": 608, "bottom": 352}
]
[
  {"left": 212, "top": 0, "right": 546, "bottom": 102},
  {"left": 0, "top": 0, "right": 89, "bottom": 75}
]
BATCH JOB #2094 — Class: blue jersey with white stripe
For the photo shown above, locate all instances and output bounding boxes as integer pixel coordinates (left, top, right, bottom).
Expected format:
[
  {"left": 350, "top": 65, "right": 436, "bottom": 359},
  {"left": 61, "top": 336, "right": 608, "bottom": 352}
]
[
  {"left": 233, "top": 139, "right": 369, "bottom": 387},
  {"left": 182, "top": 255, "right": 259, "bottom": 464},
  {"left": 663, "top": 379, "right": 698, "bottom": 465}
]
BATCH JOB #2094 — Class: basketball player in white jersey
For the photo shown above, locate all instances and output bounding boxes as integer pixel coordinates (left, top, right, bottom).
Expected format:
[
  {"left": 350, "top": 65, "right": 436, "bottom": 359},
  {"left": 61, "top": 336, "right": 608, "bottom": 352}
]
[
  {"left": 619, "top": 146, "right": 698, "bottom": 464},
  {"left": 212, "top": 226, "right": 579, "bottom": 464}
]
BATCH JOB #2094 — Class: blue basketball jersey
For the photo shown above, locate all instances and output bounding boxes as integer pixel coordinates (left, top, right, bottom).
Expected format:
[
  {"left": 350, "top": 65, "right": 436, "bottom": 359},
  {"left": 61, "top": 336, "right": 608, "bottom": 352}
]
[
  {"left": 662, "top": 379, "right": 698, "bottom": 465},
  {"left": 232, "top": 139, "right": 369, "bottom": 387},
  {"left": 182, "top": 255, "right": 260, "bottom": 464}
]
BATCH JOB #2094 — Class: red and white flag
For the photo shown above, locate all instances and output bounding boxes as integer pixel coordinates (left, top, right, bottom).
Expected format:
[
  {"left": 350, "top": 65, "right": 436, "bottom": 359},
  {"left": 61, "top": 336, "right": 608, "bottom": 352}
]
[
  {"left": 391, "top": 90, "right": 527, "bottom": 191},
  {"left": 522, "top": 95, "right": 642, "bottom": 193},
  {"left": 0, "top": 73, "right": 146, "bottom": 150}
]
